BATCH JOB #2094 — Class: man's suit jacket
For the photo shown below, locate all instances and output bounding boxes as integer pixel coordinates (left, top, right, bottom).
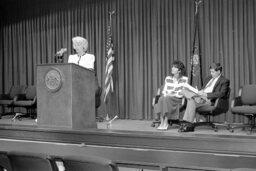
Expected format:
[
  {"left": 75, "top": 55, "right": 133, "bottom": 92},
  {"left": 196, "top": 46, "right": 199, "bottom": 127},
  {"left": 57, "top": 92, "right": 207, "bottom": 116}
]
[{"left": 202, "top": 75, "right": 230, "bottom": 104}]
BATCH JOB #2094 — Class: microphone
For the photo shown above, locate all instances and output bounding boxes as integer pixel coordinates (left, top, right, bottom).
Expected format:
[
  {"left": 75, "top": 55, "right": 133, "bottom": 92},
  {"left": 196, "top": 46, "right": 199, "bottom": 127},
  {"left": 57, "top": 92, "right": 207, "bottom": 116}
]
[
  {"left": 107, "top": 115, "right": 118, "bottom": 129},
  {"left": 108, "top": 115, "right": 118, "bottom": 124},
  {"left": 56, "top": 48, "right": 67, "bottom": 56}
]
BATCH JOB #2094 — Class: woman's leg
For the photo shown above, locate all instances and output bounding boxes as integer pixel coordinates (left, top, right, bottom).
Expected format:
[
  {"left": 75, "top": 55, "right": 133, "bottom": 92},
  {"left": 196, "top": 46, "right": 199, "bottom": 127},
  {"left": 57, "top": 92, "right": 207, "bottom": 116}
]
[{"left": 157, "top": 113, "right": 169, "bottom": 130}]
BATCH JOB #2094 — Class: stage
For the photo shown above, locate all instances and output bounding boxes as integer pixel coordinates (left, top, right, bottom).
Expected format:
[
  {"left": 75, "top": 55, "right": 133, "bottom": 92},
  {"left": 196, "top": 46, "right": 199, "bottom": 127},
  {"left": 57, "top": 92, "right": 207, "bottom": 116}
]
[{"left": 0, "top": 115, "right": 256, "bottom": 170}]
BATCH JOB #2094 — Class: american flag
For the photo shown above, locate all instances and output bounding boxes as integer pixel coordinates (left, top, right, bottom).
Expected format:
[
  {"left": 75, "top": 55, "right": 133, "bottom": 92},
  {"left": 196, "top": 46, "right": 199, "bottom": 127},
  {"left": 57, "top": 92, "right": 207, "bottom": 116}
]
[{"left": 103, "top": 25, "right": 115, "bottom": 103}]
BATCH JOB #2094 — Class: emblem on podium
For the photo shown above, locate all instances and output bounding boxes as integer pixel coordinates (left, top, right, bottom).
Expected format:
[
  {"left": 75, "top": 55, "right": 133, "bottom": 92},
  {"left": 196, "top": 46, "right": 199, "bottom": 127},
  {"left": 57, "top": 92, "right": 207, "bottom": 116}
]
[{"left": 44, "top": 68, "right": 63, "bottom": 92}]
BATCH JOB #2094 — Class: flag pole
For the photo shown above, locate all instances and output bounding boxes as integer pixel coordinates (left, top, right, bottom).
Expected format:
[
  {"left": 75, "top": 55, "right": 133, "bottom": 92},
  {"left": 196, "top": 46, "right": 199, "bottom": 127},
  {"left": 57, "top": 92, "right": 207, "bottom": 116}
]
[
  {"left": 104, "top": 10, "right": 115, "bottom": 103},
  {"left": 190, "top": 0, "right": 203, "bottom": 88}
]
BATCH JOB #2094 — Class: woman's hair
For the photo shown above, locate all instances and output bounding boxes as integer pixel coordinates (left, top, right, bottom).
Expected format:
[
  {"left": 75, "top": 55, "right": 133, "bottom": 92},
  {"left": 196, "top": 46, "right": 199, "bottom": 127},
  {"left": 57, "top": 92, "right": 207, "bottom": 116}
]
[
  {"left": 172, "top": 60, "right": 186, "bottom": 76},
  {"left": 72, "top": 36, "right": 88, "bottom": 52}
]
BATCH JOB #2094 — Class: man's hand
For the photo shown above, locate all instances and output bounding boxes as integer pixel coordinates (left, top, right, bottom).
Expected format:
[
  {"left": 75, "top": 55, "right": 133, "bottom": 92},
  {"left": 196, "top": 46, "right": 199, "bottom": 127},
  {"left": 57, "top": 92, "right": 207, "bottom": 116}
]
[{"left": 197, "top": 90, "right": 209, "bottom": 102}]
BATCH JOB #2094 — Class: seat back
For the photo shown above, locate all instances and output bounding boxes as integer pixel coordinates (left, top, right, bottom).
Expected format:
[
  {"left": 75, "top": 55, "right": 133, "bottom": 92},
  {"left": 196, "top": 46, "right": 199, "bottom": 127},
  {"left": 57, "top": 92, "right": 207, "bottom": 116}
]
[
  {"left": 8, "top": 151, "right": 57, "bottom": 171},
  {"left": 218, "top": 87, "right": 231, "bottom": 113},
  {"left": 9, "top": 85, "right": 27, "bottom": 99},
  {"left": 0, "top": 151, "right": 11, "bottom": 171},
  {"left": 62, "top": 155, "right": 119, "bottom": 171},
  {"left": 25, "top": 85, "right": 36, "bottom": 100},
  {"left": 241, "top": 85, "right": 256, "bottom": 105}
]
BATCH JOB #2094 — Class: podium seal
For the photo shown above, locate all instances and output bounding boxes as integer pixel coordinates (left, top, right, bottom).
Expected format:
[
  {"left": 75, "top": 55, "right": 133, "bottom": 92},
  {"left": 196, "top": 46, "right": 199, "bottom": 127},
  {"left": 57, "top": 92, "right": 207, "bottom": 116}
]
[{"left": 45, "top": 68, "right": 63, "bottom": 92}]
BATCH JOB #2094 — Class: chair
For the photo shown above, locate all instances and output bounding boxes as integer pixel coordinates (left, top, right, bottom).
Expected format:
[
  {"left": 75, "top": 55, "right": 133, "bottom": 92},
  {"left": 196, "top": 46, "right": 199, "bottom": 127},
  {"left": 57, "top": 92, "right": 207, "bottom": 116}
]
[
  {"left": 8, "top": 151, "right": 58, "bottom": 171},
  {"left": 0, "top": 85, "right": 27, "bottom": 119},
  {"left": 0, "top": 151, "right": 11, "bottom": 171},
  {"left": 230, "top": 84, "right": 256, "bottom": 134},
  {"left": 60, "top": 155, "right": 119, "bottom": 171},
  {"left": 151, "top": 86, "right": 186, "bottom": 127},
  {"left": 96, "top": 86, "right": 102, "bottom": 108},
  {"left": 194, "top": 88, "right": 231, "bottom": 132},
  {"left": 12, "top": 85, "right": 37, "bottom": 120}
]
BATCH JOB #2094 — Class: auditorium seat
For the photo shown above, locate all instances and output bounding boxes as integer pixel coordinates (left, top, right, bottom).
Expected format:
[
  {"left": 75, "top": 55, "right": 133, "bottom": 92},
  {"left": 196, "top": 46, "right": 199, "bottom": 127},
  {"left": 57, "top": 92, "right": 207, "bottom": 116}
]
[
  {"left": 8, "top": 151, "right": 58, "bottom": 171},
  {"left": 60, "top": 155, "right": 119, "bottom": 171},
  {"left": 230, "top": 84, "right": 256, "bottom": 134},
  {"left": 194, "top": 88, "right": 231, "bottom": 131},
  {"left": 0, "top": 151, "right": 11, "bottom": 171},
  {"left": 0, "top": 85, "right": 27, "bottom": 119}
]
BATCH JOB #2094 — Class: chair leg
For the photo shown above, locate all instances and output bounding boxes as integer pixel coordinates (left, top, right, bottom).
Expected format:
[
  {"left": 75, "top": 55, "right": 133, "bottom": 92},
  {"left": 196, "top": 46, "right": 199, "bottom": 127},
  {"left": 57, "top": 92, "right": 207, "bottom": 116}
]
[
  {"left": 228, "top": 115, "right": 256, "bottom": 134},
  {"left": 194, "top": 114, "right": 219, "bottom": 131},
  {"left": 247, "top": 116, "right": 256, "bottom": 134}
]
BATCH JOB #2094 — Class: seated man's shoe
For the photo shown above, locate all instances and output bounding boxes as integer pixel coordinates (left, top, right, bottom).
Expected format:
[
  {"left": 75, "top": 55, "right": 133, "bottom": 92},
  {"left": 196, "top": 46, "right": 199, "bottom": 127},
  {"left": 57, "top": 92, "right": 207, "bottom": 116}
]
[
  {"left": 151, "top": 119, "right": 160, "bottom": 127},
  {"left": 179, "top": 122, "right": 195, "bottom": 132}
]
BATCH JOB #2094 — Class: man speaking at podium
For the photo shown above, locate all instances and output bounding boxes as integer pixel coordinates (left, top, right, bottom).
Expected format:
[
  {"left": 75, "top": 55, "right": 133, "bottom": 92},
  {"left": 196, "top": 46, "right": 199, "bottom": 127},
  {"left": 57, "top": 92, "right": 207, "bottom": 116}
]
[{"left": 68, "top": 36, "right": 101, "bottom": 108}]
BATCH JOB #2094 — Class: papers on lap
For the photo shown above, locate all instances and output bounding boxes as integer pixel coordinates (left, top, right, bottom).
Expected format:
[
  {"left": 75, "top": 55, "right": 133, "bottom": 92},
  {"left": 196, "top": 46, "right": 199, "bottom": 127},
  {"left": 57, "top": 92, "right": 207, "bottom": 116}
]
[
  {"left": 181, "top": 83, "right": 210, "bottom": 104},
  {"left": 181, "top": 83, "right": 199, "bottom": 94}
]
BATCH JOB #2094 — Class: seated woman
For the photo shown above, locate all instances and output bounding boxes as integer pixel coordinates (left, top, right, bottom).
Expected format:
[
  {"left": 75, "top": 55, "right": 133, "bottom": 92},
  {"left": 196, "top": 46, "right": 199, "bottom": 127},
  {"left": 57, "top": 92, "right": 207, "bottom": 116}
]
[{"left": 154, "top": 60, "right": 188, "bottom": 130}]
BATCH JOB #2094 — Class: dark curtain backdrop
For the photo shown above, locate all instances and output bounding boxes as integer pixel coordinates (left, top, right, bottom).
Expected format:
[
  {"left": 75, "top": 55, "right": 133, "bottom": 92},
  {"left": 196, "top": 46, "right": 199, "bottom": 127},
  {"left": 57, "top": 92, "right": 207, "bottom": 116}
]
[{"left": 0, "top": 0, "right": 256, "bottom": 122}]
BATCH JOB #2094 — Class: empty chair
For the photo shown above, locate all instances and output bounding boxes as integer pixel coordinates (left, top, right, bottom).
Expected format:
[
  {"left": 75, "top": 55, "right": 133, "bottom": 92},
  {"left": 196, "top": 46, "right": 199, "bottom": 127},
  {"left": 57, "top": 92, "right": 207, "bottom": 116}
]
[
  {"left": 0, "top": 85, "right": 27, "bottom": 119},
  {"left": 61, "top": 155, "right": 119, "bottom": 171},
  {"left": 12, "top": 85, "right": 37, "bottom": 120},
  {"left": 8, "top": 151, "right": 58, "bottom": 171},
  {"left": 0, "top": 151, "right": 11, "bottom": 171},
  {"left": 230, "top": 84, "right": 256, "bottom": 133}
]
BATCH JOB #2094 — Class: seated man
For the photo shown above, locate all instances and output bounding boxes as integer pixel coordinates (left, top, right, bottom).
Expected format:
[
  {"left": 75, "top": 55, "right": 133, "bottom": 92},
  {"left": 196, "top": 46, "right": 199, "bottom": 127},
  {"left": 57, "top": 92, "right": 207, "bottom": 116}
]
[{"left": 180, "top": 63, "right": 230, "bottom": 132}]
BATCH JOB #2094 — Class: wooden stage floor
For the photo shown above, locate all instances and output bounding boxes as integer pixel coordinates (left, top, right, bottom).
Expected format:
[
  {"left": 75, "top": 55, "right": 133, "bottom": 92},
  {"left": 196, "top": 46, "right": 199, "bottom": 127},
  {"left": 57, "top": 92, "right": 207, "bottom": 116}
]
[
  {"left": 1, "top": 115, "right": 256, "bottom": 170},
  {"left": 0, "top": 115, "right": 255, "bottom": 137}
]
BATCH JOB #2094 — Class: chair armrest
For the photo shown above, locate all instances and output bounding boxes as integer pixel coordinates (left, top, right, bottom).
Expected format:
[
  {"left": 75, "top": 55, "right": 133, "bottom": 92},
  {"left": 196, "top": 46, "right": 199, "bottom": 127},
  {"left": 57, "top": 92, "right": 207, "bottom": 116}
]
[
  {"left": 32, "top": 96, "right": 37, "bottom": 103},
  {"left": 213, "top": 98, "right": 220, "bottom": 108},
  {"left": 231, "top": 96, "right": 242, "bottom": 108},
  {"left": 152, "top": 97, "right": 156, "bottom": 106},
  {"left": 156, "top": 88, "right": 161, "bottom": 96},
  {"left": 152, "top": 95, "right": 161, "bottom": 107}
]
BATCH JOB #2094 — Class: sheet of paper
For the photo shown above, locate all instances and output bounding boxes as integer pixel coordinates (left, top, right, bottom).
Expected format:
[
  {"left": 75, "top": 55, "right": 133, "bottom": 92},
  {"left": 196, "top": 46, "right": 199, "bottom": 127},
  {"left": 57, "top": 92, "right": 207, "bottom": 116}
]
[{"left": 181, "top": 83, "right": 199, "bottom": 94}]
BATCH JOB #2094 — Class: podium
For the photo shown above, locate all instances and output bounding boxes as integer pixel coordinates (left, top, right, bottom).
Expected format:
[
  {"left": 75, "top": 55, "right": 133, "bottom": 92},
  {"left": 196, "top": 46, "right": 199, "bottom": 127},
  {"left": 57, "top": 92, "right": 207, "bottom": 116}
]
[{"left": 37, "top": 63, "right": 96, "bottom": 130}]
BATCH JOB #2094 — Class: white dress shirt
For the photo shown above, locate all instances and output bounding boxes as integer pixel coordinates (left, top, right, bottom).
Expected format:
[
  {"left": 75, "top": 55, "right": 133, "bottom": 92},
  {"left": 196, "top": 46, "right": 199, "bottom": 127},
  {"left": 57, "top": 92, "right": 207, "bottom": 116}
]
[
  {"left": 203, "top": 75, "right": 221, "bottom": 93},
  {"left": 68, "top": 53, "right": 95, "bottom": 70}
]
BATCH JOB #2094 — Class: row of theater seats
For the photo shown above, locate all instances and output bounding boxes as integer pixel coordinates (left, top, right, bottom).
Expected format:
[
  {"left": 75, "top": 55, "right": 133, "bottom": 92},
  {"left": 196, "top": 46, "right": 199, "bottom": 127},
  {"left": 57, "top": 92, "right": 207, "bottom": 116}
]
[
  {"left": 152, "top": 84, "right": 256, "bottom": 134},
  {"left": 0, "top": 151, "right": 118, "bottom": 171},
  {"left": 0, "top": 85, "right": 37, "bottom": 120}
]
